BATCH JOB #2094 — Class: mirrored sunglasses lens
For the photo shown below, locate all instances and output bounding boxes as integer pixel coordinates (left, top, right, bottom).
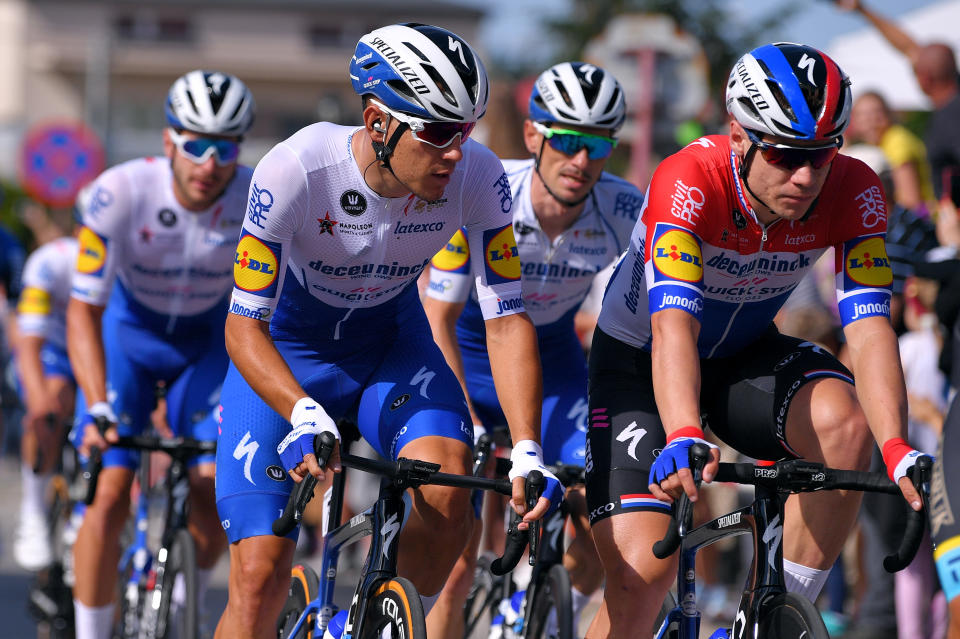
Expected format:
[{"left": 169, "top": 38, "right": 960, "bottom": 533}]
[
  {"left": 180, "top": 138, "right": 239, "bottom": 164},
  {"left": 419, "top": 121, "right": 475, "bottom": 147},
  {"left": 548, "top": 134, "right": 613, "bottom": 160},
  {"left": 763, "top": 145, "right": 837, "bottom": 170}
]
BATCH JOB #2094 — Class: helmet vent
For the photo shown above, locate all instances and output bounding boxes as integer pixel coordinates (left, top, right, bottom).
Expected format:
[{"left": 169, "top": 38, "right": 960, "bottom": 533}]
[
  {"left": 737, "top": 97, "right": 761, "bottom": 120},
  {"left": 431, "top": 103, "right": 459, "bottom": 120},
  {"left": 601, "top": 89, "right": 622, "bottom": 121},
  {"left": 208, "top": 77, "right": 229, "bottom": 112},
  {"left": 404, "top": 41, "right": 430, "bottom": 63},
  {"left": 764, "top": 79, "right": 797, "bottom": 123},
  {"left": 423, "top": 64, "right": 458, "bottom": 107},
  {"left": 387, "top": 79, "right": 420, "bottom": 104},
  {"left": 184, "top": 91, "right": 199, "bottom": 116},
  {"left": 554, "top": 81, "right": 574, "bottom": 110},
  {"left": 362, "top": 61, "right": 379, "bottom": 71},
  {"left": 227, "top": 100, "right": 246, "bottom": 125}
]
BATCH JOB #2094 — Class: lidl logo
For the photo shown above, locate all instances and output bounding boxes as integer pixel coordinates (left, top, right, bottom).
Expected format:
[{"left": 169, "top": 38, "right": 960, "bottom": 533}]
[
  {"left": 76, "top": 227, "right": 107, "bottom": 276},
  {"left": 652, "top": 227, "right": 702, "bottom": 283},
  {"left": 234, "top": 230, "right": 281, "bottom": 297},
  {"left": 483, "top": 224, "right": 521, "bottom": 284},
  {"left": 17, "top": 287, "right": 51, "bottom": 315},
  {"left": 431, "top": 227, "right": 470, "bottom": 273},
  {"left": 845, "top": 236, "right": 892, "bottom": 288}
]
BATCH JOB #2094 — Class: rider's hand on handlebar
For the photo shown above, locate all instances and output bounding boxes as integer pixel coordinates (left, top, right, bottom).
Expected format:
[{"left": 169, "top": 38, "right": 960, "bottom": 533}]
[
  {"left": 648, "top": 427, "right": 720, "bottom": 503},
  {"left": 883, "top": 437, "right": 928, "bottom": 511},
  {"left": 77, "top": 401, "right": 119, "bottom": 457},
  {"left": 508, "top": 440, "right": 563, "bottom": 529},
  {"left": 278, "top": 398, "right": 342, "bottom": 483}
]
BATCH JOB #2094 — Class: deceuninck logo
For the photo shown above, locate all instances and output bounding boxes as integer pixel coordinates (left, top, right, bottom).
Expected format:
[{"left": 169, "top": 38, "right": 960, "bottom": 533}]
[
  {"left": 483, "top": 224, "right": 521, "bottom": 284},
  {"left": 233, "top": 230, "right": 282, "bottom": 297},
  {"left": 77, "top": 227, "right": 108, "bottom": 275},
  {"left": 431, "top": 227, "right": 470, "bottom": 273},
  {"left": 651, "top": 225, "right": 703, "bottom": 283},
  {"left": 844, "top": 236, "right": 892, "bottom": 288}
]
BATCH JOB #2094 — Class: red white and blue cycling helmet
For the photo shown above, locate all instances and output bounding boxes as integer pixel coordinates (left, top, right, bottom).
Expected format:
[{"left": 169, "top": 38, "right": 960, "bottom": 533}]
[
  {"left": 349, "top": 23, "right": 489, "bottom": 123},
  {"left": 726, "top": 43, "right": 851, "bottom": 143},
  {"left": 529, "top": 62, "right": 626, "bottom": 132},
  {"left": 165, "top": 70, "right": 255, "bottom": 136}
]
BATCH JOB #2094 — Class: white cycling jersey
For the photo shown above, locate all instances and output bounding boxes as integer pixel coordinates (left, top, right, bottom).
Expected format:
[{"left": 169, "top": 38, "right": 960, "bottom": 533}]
[
  {"left": 426, "top": 158, "right": 639, "bottom": 329},
  {"left": 228, "top": 122, "right": 522, "bottom": 330},
  {"left": 71, "top": 157, "right": 252, "bottom": 330},
  {"left": 17, "top": 237, "right": 78, "bottom": 349}
]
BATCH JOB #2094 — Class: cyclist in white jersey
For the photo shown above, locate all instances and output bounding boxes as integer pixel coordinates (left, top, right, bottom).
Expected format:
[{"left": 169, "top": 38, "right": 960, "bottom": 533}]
[
  {"left": 213, "top": 24, "right": 561, "bottom": 639},
  {"left": 423, "top": 61, "right": 638, "bottom": 638},
  {"left": 67, "top": 69, "right": 256, "bottom": 639},
  {"left": 13, "top": 233, "right": 78, "bottom": 571}
]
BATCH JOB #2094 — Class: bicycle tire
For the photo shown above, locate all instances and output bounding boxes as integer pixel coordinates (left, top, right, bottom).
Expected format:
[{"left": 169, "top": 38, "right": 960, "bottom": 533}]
[
  {"left": 757, "top": 592, "right": 829, "bottom": 639},
  {"left": 464, "top": 556, "right": 503, "bottom": 638},
  {"left": 523, "top": 564, "right": 573, "bottom": 639},
  {"left": 359, "top": 577, "right": 426, "bottom": 639},
  {"left": 155, "top": 528, "right": 198, "bottom": 639},
  {"left": 277, "top": 563, "right": 321, "bottom": 639},
  {"left": 654, "top": 590, "right": 678, "bottom": 639}
]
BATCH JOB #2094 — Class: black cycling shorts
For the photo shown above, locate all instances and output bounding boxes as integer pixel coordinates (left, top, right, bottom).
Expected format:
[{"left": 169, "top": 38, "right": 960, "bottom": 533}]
[{"left": 585, "top": 326, "right": 854, "bottom": 525}]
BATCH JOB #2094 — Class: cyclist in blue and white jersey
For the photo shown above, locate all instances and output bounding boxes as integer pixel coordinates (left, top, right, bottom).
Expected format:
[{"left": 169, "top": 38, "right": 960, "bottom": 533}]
[
  {"left": 213, "top": 24, "right": 561, "bottom": 639},
  {"left": 423, "top": 62, "right": 638, "bottom": 638},
  {"left": 67, "top": 70, "right": 255, "bottom": 639},
  {"left": 13, "top": 232, "right": 78, "bottom": 571}
]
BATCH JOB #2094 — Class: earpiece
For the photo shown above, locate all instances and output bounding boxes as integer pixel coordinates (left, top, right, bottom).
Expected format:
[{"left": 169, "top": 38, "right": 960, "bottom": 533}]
[{"left": 372, "top": 120, "right": 385, "bottom": 133}]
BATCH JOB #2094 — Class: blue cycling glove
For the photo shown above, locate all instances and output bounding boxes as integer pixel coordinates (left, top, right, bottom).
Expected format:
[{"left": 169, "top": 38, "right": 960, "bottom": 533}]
[
  {"left": 508, "top": 440, "right": 564, "bottom": 516},
  {"left": 649, "top": 426, "right": 718, "bottom": 486}
]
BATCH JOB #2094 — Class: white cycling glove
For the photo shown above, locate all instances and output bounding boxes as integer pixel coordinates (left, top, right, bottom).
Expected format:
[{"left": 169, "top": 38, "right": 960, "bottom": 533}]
[
  {"left": 508, "top": 440, "right": 564, "bottom": 516},
  {"left": 277, "top": 397, "right": 340, "bottom": 472}
]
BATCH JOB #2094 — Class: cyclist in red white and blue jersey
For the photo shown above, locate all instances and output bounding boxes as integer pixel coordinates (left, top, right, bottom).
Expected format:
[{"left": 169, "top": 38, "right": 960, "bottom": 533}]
[
  {"left": 67, "top": 69, "right": 255, "bottom": 639},
  {"left": 213, "top": 24, "right": 559, "bottom": 639},
  {"left": 584, "top": 42, "right": 927, "bottom": 638}
]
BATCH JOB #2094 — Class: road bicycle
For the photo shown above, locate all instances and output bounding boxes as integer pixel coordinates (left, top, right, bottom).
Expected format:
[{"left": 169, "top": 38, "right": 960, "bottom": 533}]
[
  {"left": 653, "top": 443, "right": 932, "bottom": 639},
  {"left": 274, "top": 432, "right": 543, "bottom": 639},
  {"left": 85, "top": 430, "right": 216, "bottom": 639}
]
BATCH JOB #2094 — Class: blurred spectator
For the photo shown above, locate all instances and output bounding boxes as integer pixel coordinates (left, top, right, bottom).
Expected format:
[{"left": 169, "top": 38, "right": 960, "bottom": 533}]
[
  {"left": 850, "top": 91, "right": 936, "bottom": 215},
  {"left": 837, "top": 0, "right": 960, "bottom": 203},
  {"left": 0, "top": 223, "right": 26, "bottom": 449}
]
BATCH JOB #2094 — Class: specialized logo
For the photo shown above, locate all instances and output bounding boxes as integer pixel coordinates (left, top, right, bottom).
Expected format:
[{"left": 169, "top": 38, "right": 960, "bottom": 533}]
[
  {"left": 233, "top": 431, "right": 259, "bottom": 485},
  {"left": 762, "top": 514, "right": 784, "bottom": 571},
  {"left": 157, "top": 208, "right": 177, "bottom": 227},
  {"left": 247, "top": 182, "right": 274, "bottom": 229},
  {"left": 381, "top": 512, "right": 401, "bottom": 560},
  {"left": 431, "top": 228, "right": 470, "bottom": 273},
  {"left": 616, "top": 421, "right": 647, "bottom": 462},
  {"left": 845, "top": 236, "right": 892, "bottom": 287},
  {"left": 410, "top": 366, "right": 435, "bottom": 399},
  {"left": 390, "top": 394, "right": 410, "bottom": 411},
  {"left": 234, "top": 230, "right": 281, "bottom": 297},
  {"left": 17, "top": 287, "right": 51, "bottom": 315},
  {"left": 76, "top": 227, "right": 108, "bottom": 275},
  {"left": 265, "top": 465, "right": 286, "bottom": 482},
  {"left": 339, "top": 190, "right": 368, "bottom": 216},
  {"left": 652, "top": 226, "right": 703, "bottom": 283},
  {"left": 317, "top": 212, "right": 339, "bottom": 236},
  {"left": 483, "top": 224, "right": 521, "bottom": 284}
]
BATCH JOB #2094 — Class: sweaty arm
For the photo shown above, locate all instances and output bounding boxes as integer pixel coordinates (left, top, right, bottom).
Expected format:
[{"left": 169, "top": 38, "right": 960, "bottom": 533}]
[
  {"left": 485, "top": 311, "right": 542, "bottom": 446},
  {"left": 421, "top": 295, "right": 484, "bottom": 427}
]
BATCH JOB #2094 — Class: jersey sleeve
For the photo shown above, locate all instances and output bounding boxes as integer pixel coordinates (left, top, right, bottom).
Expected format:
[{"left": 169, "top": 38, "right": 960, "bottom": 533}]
[
  {"left": 16, "top": 246, "right": 54, "bottom": 337},
  {"left": 833, "top": 163, "right": 893, "bottom": 326},
  {"left": 460, "top": 147, "right": 525, "bottom": 319},
  {"left": 228, "top": 143, "right": 307, "bottom": 322},
  {"left": 426, "top": 226, "right": 474, "bottom": 303},
  {"left": 71, "top": 168, "right": 133, "bottom": 306},
  {"left": 641, "top": 153, "right": 710, "bottom": 322}
]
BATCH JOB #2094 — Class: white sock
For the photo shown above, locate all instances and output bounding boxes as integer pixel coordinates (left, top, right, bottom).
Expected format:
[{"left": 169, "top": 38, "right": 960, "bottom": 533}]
[
  {"left": 74, "top": 601, "right": 115, "bottom": 639},
  {"left": 570, "top": 586, "right": 592, "bottom": 630},
  {"left": 783, "top": 558, "right": 830, "bottom": 602},
  {"left": 420, "top": 592, "right": 440, "bottom": 617},
  {"left": 20, "top": 462, "right": 50, "bottom": 518}
]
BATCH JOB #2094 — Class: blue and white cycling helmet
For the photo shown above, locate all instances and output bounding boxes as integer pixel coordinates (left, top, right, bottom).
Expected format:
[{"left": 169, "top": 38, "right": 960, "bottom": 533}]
[
  {"left": 165, "top": 70, "right": 256, "bottom": 136},
  {"left": 726, "top": 42, "right": 851, "bottom": 143},
  {"left": 349, "top": 23, "right": 489, "bottom": 123},
  {"left": 529, "top": 62, "right": 626, "bottom": 132}
]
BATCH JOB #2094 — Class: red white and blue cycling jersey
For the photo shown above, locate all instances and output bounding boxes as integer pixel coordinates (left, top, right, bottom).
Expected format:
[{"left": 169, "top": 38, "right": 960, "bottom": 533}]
[
  {"left": 425, "top": 158, "right": 638, "bottom": 464},
  {"left": 598, "top": 135, "right": 892, "bottom": 358}
]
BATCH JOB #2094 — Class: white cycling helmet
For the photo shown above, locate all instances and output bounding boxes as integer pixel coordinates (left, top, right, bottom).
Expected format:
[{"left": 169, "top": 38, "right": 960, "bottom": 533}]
[
  {"left": 726, "top": 43, "right": 851, "bottom": 143},
  {"left": 350, "top": 23, "right": 489, "bottom": 122},
  {"left": 529, "top": 62, "right": 626, "bottom": 132},
  {"left": 165, "top": 70, "right": 256, "bottom": 136}
]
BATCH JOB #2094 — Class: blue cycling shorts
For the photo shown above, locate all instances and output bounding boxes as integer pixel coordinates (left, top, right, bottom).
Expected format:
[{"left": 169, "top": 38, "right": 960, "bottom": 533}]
[
  {"left": 13, "top": 342, "right": 75, "bottom": 403},
  {"left": 215, "top": 299, "right": 472, "bottom": 544},
  {"left": 461, "top": 327, "right": 587, "bottom": 466}
]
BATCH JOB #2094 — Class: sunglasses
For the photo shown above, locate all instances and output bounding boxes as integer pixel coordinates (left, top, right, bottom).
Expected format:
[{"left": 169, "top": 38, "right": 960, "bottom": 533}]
[
  {"left": 370, "top": 100, "right": 476, "bottom": 149},
  {"left": 167, "top": 128, "right": 240, "bottom": 166},
  {"left": 745, "top": 129, "right": 841, "bottom": 170},
  {"left": 533, "top": 122, "right": 618, "bottom": 160}
]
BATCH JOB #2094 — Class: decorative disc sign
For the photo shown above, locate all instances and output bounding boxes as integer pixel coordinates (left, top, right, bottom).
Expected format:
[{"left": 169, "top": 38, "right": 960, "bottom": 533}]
[{"left": 19, "top": 122, "right": 105, "bottom": 208}]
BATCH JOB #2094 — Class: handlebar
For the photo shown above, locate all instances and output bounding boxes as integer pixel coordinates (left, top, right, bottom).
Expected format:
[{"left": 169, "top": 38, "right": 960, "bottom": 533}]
[
  {"left": 490, "top": 471, "right": 545, "bottom": 576},
  {"left": 652, "top": 445, "right": 933, "bottom": 573}
]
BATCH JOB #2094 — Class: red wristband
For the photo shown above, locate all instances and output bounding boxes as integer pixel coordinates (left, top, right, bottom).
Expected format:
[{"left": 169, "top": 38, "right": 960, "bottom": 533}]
[
  {"left": 881, "top": 437, "right": 913, "bottom": 482},
  {"left": 667, "top": 426, "right": 704, "bottom": 443}
]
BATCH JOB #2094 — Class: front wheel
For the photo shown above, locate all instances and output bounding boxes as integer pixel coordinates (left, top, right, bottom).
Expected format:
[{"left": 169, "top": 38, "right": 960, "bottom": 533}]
[
  {"left": 277, "top": 563, "right": 321, "bottom": 639},
  {"left": 524, "top": 564, "right": 573, "bottom": 639},
  {"left": 359, "top": 577, "right": 426, "bottom": 639},
  {"left": 757, "top": 592, "right": 829, "bottom": 639},
  {"left": 154, "top": 528, "right": 198, "bottom": 639}
]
